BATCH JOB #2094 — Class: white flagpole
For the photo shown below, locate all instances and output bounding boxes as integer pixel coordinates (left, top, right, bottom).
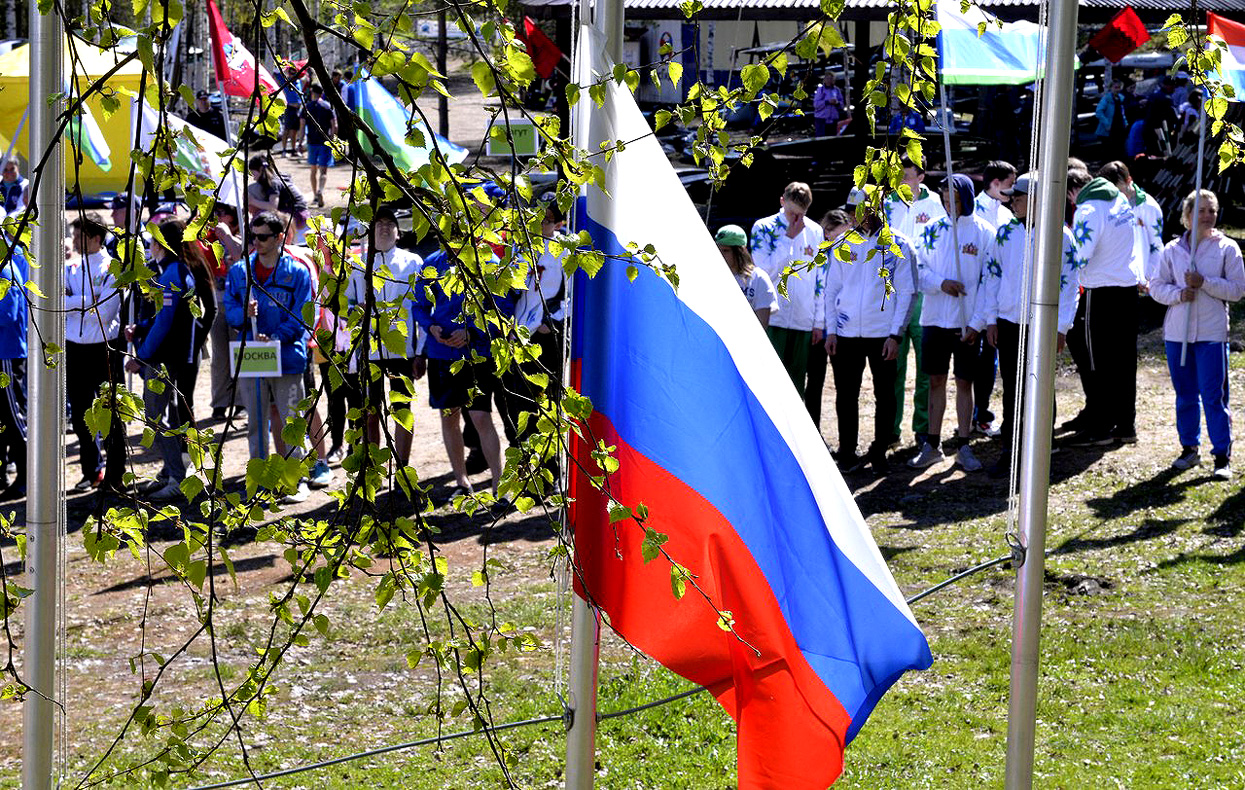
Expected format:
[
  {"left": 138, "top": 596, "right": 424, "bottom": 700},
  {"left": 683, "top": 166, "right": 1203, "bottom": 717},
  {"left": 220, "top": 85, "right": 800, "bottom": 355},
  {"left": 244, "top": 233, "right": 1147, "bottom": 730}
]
[
  {"left": 1004, "top": 0, "right": 1077, "bottom": 785},
  {"left": 1180, "top": 100, "right": 1208, "bottom": 366},
  {"left": 564, "top": 0, "right": 610, "bottom": 785},
  {"left": 22, "top": 0, "right": 65, "bottom": 786},
  {"left": 3, "top": 106, "right": 27, "bottom": 166}
]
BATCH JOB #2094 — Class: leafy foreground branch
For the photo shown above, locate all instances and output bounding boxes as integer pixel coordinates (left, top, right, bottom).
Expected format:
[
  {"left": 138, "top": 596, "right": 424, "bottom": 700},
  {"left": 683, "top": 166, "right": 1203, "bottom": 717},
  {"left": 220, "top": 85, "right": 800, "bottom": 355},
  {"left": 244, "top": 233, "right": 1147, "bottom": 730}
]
[{"left": 13, "top": 0, "right": 1240, "bottom": 786}]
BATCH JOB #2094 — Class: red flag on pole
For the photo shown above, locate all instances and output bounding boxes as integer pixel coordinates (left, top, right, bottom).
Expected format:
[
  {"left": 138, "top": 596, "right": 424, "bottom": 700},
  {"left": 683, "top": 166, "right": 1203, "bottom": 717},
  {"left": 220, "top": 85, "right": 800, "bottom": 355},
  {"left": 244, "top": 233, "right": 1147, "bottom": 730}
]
[
  {"left": 1087, "top": 8, "right": 1150, "bottom": 63},
  {"left": 519, "top": 17, "right": 564, "bottom": 79},
  {"left": 206, "top": 0, "right": 280, "bottom": 97}
]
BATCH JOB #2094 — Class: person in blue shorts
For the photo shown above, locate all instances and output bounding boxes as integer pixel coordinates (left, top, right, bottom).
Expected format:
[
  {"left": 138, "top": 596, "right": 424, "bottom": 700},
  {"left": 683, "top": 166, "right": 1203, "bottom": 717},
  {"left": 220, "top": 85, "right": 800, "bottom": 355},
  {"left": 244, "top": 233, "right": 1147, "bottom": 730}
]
[
  {"left": 278, "top": 64, "right": 304, "bottom": 157},
  {"left": 299, "top": 84, "right": 337, "bottom": 207}
]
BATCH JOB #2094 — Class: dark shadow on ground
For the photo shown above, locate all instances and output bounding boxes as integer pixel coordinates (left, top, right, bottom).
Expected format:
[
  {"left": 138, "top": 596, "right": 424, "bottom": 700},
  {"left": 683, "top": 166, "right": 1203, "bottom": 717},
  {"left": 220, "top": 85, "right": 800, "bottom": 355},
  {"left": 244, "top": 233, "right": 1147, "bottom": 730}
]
[
  {"left": 849, "top": 438, "right": 1111, "bottom": 530},
  {"left": 95, "top": 553, "right": 279, "bottom": 595},
  {"left": 1204, "top": 484, "right": 1245, "bottom": 538},
  {"left": 1051, "top": 517, "right": 1190, "bottom": 556},
  {"left": 1083, "top": 465, "right": 1221, "bottom": 521}
]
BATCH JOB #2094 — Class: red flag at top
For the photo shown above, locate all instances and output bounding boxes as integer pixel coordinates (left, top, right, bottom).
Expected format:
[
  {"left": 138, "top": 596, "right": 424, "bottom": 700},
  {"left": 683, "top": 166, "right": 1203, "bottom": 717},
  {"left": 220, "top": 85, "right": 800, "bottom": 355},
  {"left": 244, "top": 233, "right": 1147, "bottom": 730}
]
[
  {"left": 519, "top": 17, "right": 564, "bottom": 80},
  {"left": 207, "top": 0, "right": 280, "bottom": 97},
  {"left": 1087, "top": 7, "right": 1150, "bottom": 63}
]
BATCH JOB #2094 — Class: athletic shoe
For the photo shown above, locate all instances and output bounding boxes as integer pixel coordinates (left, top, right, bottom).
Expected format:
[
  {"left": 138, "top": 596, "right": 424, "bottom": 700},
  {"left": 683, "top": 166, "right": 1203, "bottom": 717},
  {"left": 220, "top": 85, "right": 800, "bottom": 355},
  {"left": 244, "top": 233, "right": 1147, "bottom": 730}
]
[
  {"left": 1171, "top": 447, "right": 1201, "bottom": 471},
  {"left": 869, "top": 453, "right": 890, "bottom": 476},
  {"left": 137, "top": 476, "right": 170, "bottom": 495},
  {"left": 838, "top": 453, "right": 868, "bottom": 474},
  {"left": 907, "top": 443, "right": 944, "bottom": 469},
  {"left": 326, "top": 445, "right": 346, "bottom": 465},
  {"left": 973, "top": 421, "right": 1000, "bottom": 438},
  {"left": 1058, "top": 412, "right": 1089, "bottom": 433},
  {"left": 1112, "top": 428, "right": 1138, "bottom": 445},
  {"left": 308, "top": 459, "right": 334, "bottom": 489},
  {"left": 74, "top": 470, "right": 104, "bottom": 492},
  {"left": 147, "top": 480, "right": 183, "bottom": 502},
  {"left": 956, "top": 444, "right": 983, "bottom": 472},
  {"left": 315, "top": 191, "right": 325, "bottom": 207},
  {"left": 1064, "top": 431, "right": 1114, "bottom": 448},
  {"left": 1213, "top": 455, "right": 1231, "bottom": 480},
  {"left": 282, "top": 481, "right": 311, "bottom": 504}
]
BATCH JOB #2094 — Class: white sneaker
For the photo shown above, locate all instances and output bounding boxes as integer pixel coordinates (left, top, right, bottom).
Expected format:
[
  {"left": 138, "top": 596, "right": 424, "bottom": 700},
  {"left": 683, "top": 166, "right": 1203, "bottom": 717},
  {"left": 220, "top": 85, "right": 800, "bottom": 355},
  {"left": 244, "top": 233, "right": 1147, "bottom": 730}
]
[
  {"left": 1213, "top": 456, "right": 1231, "bottom": 480},
  {"left": 907, "top": 443, "right": 944, "bottom": 469},
  {"left": 282, "top": 481, "right": 311, "bottom": 504},
  {"left": 956, "top": 444, "right": 983, "bottom": 472},
  {"left": 308, "top": 460, "right": 334, "bottom": 489}
]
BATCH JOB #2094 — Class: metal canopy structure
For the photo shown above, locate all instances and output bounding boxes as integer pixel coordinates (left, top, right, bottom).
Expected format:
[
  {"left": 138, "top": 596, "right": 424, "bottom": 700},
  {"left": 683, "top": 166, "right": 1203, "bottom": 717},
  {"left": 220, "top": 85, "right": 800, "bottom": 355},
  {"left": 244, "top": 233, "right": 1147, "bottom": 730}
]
[{"left": 524, "top": 0, "right": 1245, "bottom": 22}]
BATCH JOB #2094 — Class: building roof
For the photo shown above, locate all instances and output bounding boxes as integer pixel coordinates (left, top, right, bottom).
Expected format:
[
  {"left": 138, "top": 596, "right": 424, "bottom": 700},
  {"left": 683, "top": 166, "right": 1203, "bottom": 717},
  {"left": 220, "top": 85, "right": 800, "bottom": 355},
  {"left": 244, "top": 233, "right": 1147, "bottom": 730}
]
[{"left": 524, "top": 0, "right": 1245, "bottom": 21}]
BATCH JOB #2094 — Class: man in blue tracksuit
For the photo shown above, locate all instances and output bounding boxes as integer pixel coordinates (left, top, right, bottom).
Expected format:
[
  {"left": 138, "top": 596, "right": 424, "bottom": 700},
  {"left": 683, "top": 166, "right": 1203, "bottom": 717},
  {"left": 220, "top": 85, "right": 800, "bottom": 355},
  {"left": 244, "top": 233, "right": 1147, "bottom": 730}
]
[
  {"left": 410, "top": 246, "right": 510, "bottom": 497},
  {"left": 0, "top": 242, "right": 27, "bottom": 500},
  {"left": 223, "top": 211, "right": 314, "bottom": 502}
]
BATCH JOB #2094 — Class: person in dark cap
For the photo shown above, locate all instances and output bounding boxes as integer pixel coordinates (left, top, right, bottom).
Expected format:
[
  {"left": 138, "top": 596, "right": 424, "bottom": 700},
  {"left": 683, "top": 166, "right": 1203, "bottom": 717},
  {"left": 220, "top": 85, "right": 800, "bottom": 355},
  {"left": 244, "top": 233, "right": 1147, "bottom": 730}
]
[
  {"left": 909, "top": 173, "right": 998, "bottom": 472},
  {"left": 186, "top": 89, "right": 228, "bottom": 141}
]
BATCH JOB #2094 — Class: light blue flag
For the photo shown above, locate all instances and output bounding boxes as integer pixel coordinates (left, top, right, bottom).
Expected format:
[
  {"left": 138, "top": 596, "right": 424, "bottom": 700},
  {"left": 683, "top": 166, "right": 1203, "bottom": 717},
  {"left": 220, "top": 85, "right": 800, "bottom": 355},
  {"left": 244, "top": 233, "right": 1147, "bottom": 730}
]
[
  {"left": 66, "top": 88, "right": 111, "bottom": 170},
  {"left": 937, "top": 2, "right": 1047, "bottom": 85},
  {"left": 354, "top": 76, "right": 467, "bottom": 170}
]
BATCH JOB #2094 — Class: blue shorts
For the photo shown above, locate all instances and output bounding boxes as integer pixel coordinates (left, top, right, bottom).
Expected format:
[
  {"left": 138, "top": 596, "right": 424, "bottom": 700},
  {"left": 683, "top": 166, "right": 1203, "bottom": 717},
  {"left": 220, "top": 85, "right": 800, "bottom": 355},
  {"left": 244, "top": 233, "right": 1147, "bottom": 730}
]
[
  {"left": 282, "top": 106, "right": 301, "bottom": 132},
  {"left": 307, "top": 144, "right": 334, "bottom": 168}
]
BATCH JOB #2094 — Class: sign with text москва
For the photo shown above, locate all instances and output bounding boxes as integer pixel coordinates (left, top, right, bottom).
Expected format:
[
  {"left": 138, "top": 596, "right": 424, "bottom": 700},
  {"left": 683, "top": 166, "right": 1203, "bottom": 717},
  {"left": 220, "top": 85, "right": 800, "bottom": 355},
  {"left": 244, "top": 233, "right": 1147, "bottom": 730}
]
[{"left": 230, "top": 340, "right": 283, "bottom": 378}]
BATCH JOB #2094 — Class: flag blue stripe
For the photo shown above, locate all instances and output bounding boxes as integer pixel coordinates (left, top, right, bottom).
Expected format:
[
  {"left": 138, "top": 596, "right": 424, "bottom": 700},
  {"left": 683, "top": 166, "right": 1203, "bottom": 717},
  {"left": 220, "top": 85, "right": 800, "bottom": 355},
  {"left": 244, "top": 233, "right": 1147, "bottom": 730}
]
[{"left": 573, "top": 204, "right": 933, "bottom": 737}]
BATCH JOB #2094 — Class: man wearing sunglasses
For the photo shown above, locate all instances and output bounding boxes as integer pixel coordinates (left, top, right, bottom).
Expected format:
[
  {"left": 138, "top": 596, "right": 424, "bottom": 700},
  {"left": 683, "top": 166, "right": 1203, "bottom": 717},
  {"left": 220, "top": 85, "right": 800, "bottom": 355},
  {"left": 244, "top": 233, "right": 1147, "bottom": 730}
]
[{"left": 223, "top": 211, "right": 315, "bottom": 502}]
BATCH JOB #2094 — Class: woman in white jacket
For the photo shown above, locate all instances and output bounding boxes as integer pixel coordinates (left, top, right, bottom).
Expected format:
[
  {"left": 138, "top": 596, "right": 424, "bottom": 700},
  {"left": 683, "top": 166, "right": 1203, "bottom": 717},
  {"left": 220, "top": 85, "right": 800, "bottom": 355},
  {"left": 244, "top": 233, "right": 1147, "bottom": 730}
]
[
  {"left": 823, "top": 193, "right": 917, "bottom": 474},
  {"left": 1150, "top": 189, "right": 1245, "bottom": 478}
]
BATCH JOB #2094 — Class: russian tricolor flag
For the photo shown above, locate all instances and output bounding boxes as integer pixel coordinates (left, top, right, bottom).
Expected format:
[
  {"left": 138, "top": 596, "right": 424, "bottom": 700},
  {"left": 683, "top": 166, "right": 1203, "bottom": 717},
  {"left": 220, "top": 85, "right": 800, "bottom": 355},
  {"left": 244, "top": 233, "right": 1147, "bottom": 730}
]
[
  {"left": 568, "top": 27, "right": 932, "bottom": 789},
  {"left": 1209, "top": 12, "right": 1245, "bottom": 99}
]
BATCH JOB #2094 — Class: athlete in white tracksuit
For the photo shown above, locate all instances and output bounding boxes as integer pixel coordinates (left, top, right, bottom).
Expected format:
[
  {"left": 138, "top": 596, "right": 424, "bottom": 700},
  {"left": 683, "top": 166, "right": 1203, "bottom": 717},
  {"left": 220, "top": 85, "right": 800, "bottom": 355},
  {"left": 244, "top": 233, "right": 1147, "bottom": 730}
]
[
  {"left": 1068, "top": 176, "right": 1141, "bottom": 444},
  {"left": 912, "top": 174, "right": 998, "bottom": 470},
  {"left": 822, "top": 223, "right": 917, "bottom": 471},
  {"left": 980, "top": 173, "right": 1081, "bottom": 474}
]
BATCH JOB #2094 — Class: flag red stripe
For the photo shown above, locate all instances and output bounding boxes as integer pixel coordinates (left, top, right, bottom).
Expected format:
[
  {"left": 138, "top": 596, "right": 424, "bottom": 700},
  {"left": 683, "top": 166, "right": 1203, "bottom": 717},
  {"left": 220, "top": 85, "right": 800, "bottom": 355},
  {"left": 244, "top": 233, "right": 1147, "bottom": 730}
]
[
  {"left": 206, "top": 0, "right": 230, "bottom": 85},
  {"left": 572, "top": 407, "right": 852, "bottom": 788},
  {"left": 1210, "top": 11, "right": 1245, "bottom": 46}
]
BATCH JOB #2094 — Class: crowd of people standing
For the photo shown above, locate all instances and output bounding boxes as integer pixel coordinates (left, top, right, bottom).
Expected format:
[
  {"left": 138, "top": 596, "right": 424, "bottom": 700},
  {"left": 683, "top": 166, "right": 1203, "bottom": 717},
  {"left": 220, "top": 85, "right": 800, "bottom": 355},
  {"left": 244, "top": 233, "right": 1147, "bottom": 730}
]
[
  {"left": 727, "top": 158, "right": 1244, "bottom": 481},
  {"left": 0, "top": 171, "right": 570, "bottom": 509}
]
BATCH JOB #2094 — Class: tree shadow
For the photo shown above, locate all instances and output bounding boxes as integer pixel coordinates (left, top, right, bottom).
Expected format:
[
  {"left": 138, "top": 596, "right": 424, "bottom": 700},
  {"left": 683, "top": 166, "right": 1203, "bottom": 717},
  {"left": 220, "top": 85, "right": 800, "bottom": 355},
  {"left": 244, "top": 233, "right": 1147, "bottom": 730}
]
[{"left": 94, "top": 553, "right": 279, "bottom": 595}]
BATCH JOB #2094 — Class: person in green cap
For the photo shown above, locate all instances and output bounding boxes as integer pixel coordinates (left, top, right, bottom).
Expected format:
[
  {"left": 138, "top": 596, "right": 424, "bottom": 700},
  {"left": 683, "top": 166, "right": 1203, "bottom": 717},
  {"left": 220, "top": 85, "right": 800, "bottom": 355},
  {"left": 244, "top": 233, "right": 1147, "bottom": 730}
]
[{"left": 716, "top": 224, "right": 778, "bottom": 327}]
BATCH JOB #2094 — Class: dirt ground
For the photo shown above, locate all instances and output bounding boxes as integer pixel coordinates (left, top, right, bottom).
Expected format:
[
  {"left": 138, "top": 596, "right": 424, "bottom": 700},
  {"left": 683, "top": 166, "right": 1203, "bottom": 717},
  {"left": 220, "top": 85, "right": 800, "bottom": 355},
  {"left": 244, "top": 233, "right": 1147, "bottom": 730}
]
[{"left": 0, "top": 73, "right": 1230, "bottom": 777}]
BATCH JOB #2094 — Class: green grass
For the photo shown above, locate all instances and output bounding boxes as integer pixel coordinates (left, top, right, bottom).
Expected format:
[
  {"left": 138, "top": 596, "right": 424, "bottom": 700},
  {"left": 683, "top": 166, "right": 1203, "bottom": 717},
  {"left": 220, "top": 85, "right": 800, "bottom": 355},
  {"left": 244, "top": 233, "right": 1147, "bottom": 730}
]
[{"left": 7, "top": 350, "right": 1245, "bottom": 789}]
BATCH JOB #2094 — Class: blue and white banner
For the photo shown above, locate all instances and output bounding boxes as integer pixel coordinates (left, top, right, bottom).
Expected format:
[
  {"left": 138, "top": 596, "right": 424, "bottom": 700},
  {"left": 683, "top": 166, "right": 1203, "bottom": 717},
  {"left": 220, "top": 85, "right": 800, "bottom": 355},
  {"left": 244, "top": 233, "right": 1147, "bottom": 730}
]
[{"left": 937, "top": 1, "right": 1047, "bottom": 85}]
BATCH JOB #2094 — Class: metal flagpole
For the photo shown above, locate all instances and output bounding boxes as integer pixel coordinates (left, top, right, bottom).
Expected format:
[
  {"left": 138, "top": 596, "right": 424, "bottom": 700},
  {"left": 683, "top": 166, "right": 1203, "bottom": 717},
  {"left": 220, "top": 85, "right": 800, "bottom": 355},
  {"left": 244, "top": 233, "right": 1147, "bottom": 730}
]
[
  {"left": 1180, "top": 100, "right": 1208, "bottom": 366},
  {"left": 564, "top": 0, "right": 612, "bottom": 784},
  {"left": 1004, "top": 0, "right": 1077, "bottom": 783},
  {"left": 22, "top": 0, "right": 66, "bottom": 785}
]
